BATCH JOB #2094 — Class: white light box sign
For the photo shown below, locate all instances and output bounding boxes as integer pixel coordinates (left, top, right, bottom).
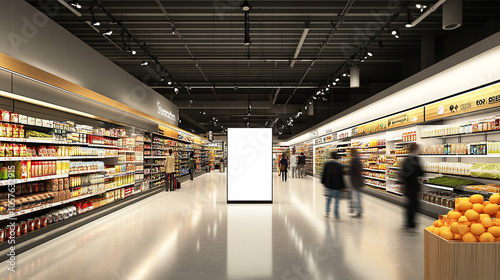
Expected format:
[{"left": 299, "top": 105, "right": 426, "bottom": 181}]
[{"left": 227, "top": 128, "right": 273, "bottom": 203}]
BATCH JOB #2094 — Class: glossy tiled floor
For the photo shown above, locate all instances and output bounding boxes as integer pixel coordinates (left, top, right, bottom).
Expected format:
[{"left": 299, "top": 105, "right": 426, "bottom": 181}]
[{"left": 0, "top": 172, "right": 433, "bottom": 280}]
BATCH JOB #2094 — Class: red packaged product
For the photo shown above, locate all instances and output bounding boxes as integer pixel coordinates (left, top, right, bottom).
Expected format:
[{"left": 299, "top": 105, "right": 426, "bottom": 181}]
[
  {"left": 20, "top": 221, "right": 27, "bottom": 235},
  {"left": 10, "top": 113, "right": 19, "bottom": 123},
  {"left": 4, "top": 123, "right": 12, "bottom": 138},
  {"left": 34, "top": 217, "right": 41, "bottom": 229},
  {"left": 40, "top": 216, "right": 47, "bottom": 227},
  {"left": 0, "top": 228, "right": 4, "bottom": 243},
  {"left": 27, "top": 219, "right": 34, "bottom": 232},
  {"left": 12, "top": 144, "right": 19, "bottom": 157},
  {"left": 1, "top": 110, "right": 10, "bottom": 122}
]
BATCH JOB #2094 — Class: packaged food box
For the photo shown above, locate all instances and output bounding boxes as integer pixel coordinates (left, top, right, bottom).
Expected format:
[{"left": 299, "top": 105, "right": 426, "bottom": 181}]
[
  {"left": 1, "top": 110, "right": 10, "bottom": 122},
  {"left": 27, "top": 117, "right": 36, "bottom": 126},
  {"left": 35, "top": 118, "right": 42, "bottom": 127},
  {"left": 10, "top": 113, "right": 19, "bottom": 123},
  {"left": 19, "top": 114, "right": 28, "bottom": 124},
  {"left": 42, "top": 120, "right": 53, "bottom": 128}
]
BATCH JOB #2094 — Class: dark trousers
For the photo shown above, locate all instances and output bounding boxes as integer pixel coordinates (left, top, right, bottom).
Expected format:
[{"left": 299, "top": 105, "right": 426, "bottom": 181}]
[
  {"left": 281, "top": 170, "right": 287, "bottom": 181},
  {"left": 406, "top": 194, "right": 419, "bottom": 228},
  {"left": 190, "top": 170, "right": 194, "bottom": 180},
  {"left": 166, "top": 173, "right": 175, "bottom": 191}
]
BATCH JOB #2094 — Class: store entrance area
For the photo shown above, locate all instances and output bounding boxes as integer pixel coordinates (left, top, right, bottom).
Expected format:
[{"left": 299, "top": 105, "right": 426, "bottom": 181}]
[{"left": 0, "top": 173, "right": 432, "bottom": 280}]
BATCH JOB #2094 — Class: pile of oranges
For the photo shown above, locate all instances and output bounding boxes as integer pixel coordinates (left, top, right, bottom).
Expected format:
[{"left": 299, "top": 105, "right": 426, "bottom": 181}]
[{"left": 426, "top": 193, "right": 500, "bottom": 242}]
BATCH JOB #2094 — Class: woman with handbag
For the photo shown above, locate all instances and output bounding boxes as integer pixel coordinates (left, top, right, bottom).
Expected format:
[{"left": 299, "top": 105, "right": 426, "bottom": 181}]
[
  {"left": 279, "top": 154, "right": 289, "bottom": 182},
  {"left": 322, "top": 151, "right": 346, "bottom": 219}
]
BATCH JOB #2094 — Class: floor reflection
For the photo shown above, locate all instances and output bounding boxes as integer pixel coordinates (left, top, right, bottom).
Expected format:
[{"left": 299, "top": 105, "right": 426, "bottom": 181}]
[{"left": 227, "top": 205, "right": 272, "bottom": 279}]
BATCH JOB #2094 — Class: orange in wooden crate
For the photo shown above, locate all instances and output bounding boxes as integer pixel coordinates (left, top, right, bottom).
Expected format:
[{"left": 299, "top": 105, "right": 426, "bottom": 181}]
[
  {"left": 488, "top": 226, "right": 500, "bottom": 237},
  {"left": 489, "top": 193, "right": 500, "bottom": 204},
  {"left": 470, "top": 194, "right": 484, "bottom": 204},
  {"left": 471, "top": 223, "right": 486, "bottom": 236},
  {"left": 462, "top": 232, "right": 477, "bottom": 242},
  {"left": 472, "top": 203, "right": 484, "bottom": 214},
  {"left": 484, "top": 203, "right": 499, "bottom": 216},
  {"left": 479, "top": 232, "right": 495, "bottom": 242},
  {"left": 465, "top": 209, "right": 480, "bottom": 221}
]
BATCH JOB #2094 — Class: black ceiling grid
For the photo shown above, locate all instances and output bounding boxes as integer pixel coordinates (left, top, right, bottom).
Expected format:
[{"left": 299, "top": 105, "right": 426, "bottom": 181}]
[{"left": 26, "top": 0, "right": 500, "bottom": 139}]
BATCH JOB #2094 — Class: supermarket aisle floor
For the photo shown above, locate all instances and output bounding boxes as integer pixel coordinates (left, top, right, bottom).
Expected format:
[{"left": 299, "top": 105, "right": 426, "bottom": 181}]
[{"left": 0, "top": 173, "right": 433, "bottom": 280}]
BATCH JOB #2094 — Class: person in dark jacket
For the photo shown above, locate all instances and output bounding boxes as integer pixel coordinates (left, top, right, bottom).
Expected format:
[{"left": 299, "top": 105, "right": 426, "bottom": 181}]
[
  {"left": 349, "top": 148, "right": 363, "bottom": 218},
  {"left": 297, "top": 152, "right": 306, "bottom": 178},
  {"left": 279, "top": 154, "right": 289, "bottom": 182},
  {"left": 322, "top": 151, "right": 346, "bottom": 219},
  {"left": 399, "top": 143, "right": 424, "bottom": 229},
  {"left": 188, "top": 151, "right": 196, "bottom": 181}
]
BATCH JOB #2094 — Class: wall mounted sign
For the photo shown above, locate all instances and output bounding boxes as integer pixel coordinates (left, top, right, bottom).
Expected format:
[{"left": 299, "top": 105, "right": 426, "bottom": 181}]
[{"left": 425, "top": 82, "right": 500, "bottom": 121}]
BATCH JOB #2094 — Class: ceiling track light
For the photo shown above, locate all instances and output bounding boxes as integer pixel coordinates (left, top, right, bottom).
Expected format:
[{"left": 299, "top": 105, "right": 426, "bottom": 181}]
[
  {"left": 89, "top": 4, "right": 100, "bottom": 26},
  {"left": 242, "top": 1, "right": 251, "bottom": 45},
  {"left": 241, "top": 0, "right": 251, "bottom": 11},
  {"left": 415, "top": 3, "right": 427, "bottom": 13},
  {"left": 70, "top": 0, "right": 81, "bottom": 9},
  {"left": 391, "top": 29, "right": 400, "bottom": 39},
  {"left": 103, "top": 29, "right": 113, "bottom": 36},
  {"left": 405, "top": 8, "right": 413, "bottom": 28},
  {"left": 174, "top": 87, "right": 179, "bottom": 94},
  {"left": 367, "top": 50, "right": 373, "bottom": 57},
  {"left": 140, "top": 61, "right": 149, "bottom": 66}
]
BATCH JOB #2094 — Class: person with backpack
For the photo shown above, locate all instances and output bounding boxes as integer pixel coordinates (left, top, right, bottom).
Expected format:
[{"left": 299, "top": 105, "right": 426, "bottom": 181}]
[
  {"left": 322, "top": 151, "right": 346, "bottom": 219},
  {"left": 279, "top": 154, "right": 289, "bottom": 182}
]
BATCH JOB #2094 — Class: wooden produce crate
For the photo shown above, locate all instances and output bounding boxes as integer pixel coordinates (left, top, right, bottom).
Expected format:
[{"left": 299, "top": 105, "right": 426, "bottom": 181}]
[{"left": 424, "top": 230, "right": 500, "bottom": 280}]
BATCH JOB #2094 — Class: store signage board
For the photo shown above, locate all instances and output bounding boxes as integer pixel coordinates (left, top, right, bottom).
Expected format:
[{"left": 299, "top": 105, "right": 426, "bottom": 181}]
[
  {"left": 227, "top": 128, "right": 273, "bottom": 203},
  {"left": 425, "top": 82, "right": 500, "bottom": 121},
  {"left": 355, "top": 107, "right": 423, "bottom": 136}
]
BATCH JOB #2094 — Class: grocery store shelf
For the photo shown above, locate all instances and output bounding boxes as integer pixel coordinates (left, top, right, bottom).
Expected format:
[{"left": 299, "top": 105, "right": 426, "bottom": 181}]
[
  {"left": 117, "top": 161, "right": 143, "bottom": 164},
  {"left": 119, "top": 150, "right": 136, "bottom": 153},
  {"left": 152, "top": 171, "right": 165, "bottom": 175},
  {"left": 0, "top": 174, "right": 69, "bottom": 186},
  {"left": 419, "top": 154, "right": 499, "bottom": 158},
  {"left": 360, "top": 151, "right": 387, "bottom": 154},
  {"left": 386, "top": 178, "right": 401, "bottom": 182},
  {"left": 386, "top": 189, "right": 403, "bottom": 196},
  {"left": 144, "top": 156, "right": 166, "bottom": 159},
  {"left": 423, "top": 171, "right": 500, "bottom": 182},
  {"left": 388, "top": 166, "right": 402, "bottom": 169},
  {"left": 152, "top": 178, "right": 165, "bottom": 182},
  {"left": 393, "top": 154, "right": 410, "bottom": 156},
  {"left": 69, "top": 169, "right": 105, "bottom": 175},
  {"left": 395, "top": 141, "right": 416, "bottom": 145},
  {"left": 364, "top": 182, "right": 386, "bottom": 189},
  {"left": 349, "top": 145, "right": 386, "bottom": 149},
  {"left": 88, "top": 144, "right": 119, "bottom": 148},
  {"left": 0, "top": 182, "right": 134, "bottom": 221},
  {"left": 423, "top": 183, "right": 454, "bottom": 191},
  {"left": 104, "top": 171, "right": 135, "bottom": 179},
  {"left": 387, "top": 138, "right": 403, "bottom": 142},
  {"left": 0, "top": 137, "right": 59, "bottom": 144},
  {"left": 134, "top": 170, "right": 144, "bottom": 173},
  {"left": 421, "top": 130, "right": 500, "bottom": 139},
  {"left": 362, "top": 175, "right": 386, "bottom": 181},
  {"left": 362, "top": 168, "right": 386, "bottom": 172},
  {"left": 0, "top": 155, "right": 117, "bottom": 161}
]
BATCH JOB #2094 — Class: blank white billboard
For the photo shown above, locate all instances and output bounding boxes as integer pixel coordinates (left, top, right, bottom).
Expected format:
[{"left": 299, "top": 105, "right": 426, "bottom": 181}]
[{"left": 227, "top": 128, "right": 273, "bottom": 203}]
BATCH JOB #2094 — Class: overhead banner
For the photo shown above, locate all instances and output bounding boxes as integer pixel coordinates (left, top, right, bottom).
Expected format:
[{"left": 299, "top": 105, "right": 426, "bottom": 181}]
[
  {"left": 425, "top": 82, "right": 500, "bottom": 121},
  {"left": 227, "top": 128, "right": 273, "bottom": 203}
]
